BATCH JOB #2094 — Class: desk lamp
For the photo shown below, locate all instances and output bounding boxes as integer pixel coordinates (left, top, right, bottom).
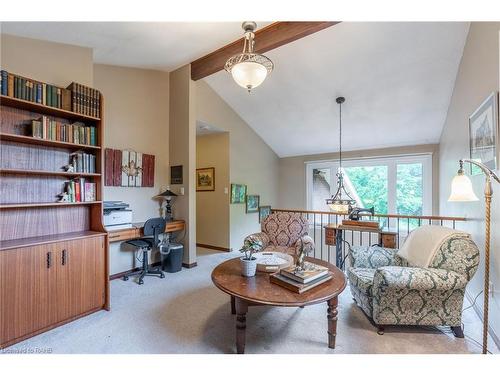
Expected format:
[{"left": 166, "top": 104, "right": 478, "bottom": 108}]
[
  {"left": 157, "top": 189, "right": 177, "bottom": 221},
  {"left": 448, "top": 158, "right": 500, "bottom": 354}
]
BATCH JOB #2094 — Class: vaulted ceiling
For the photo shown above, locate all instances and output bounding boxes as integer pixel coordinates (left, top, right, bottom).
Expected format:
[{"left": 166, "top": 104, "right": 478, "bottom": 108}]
[
  {"left": 2, "top": 22, "right": 469, "bottom": 158},
  {"left": 204, "top": 22, "right": 469, "bottom": 157},
  {"left": 1, "top": 22, "right": 269, "bottom": 71}
]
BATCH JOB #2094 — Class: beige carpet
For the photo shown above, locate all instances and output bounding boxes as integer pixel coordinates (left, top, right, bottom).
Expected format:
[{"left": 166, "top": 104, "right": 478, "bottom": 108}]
[{"left": 3, "top": 248, "right": 498, "bottom": 354}]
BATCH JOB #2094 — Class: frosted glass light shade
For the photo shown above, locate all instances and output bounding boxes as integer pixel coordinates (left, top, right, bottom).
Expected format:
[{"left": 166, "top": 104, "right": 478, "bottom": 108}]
[
  {"left": 448, "top": 174, "right": 479, "bottom": 202},
  {"left": 231, "top": 61, "right": 268, "bottom": 91},
  {"left": 327, "top": 203, "right": 350, "bottom": 215}
]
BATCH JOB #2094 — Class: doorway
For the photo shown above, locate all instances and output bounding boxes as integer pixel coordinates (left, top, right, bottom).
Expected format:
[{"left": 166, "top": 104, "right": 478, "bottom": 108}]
[{"left": 195, "top": 121, "right": 231, "bottom": 255}]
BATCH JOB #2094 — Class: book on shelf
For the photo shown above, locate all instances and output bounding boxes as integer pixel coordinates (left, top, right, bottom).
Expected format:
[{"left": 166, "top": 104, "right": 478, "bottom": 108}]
[
  {"left": 0, "top": 70, "right": 68, "bottom": 109},
  {"left": 70, "top": 151, "right": 96, "bottom": 173},
  {"left": 280, "top": 263, "right": 329, "bottom": 284},
  {"left": 0, "top": 69, "right": 100, "bottom": 116},
  {"left": 269, "top": 272, "right": 333, "bottom": 294},
  {"left": 66, "top": 82, "right": 101, "bottom": 118},
  {"left": 0, "top": 70, "right": 7, "bottom": 96},
  {"left": 63, "top": 178, "right": 96, "bottom": 203},
  {"left": 31, "top": 116, "right": 97, "bottom": 145}
]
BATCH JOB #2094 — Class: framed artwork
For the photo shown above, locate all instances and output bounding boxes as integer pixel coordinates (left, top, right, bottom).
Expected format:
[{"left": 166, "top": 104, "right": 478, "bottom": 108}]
[
  {"left": 246, "top": 195, "right": 260, "bottom": 213},
  {"left": 469, "top": 92, "right": 499, "bottom": 174},
  {"left": 259, "top": 205, "right": 271, "bottom": 223},
  {"left": 196, "top": 167, "right": 215, "bottom": 191},
  {"left": 230, "top": 184, "right": 247, "bottom": 204},
  {"left": 170, "top": 165, "right": 183, "bottom": 184},
  {"left": 104, "top": 148, "right": 155, "bottom": 187}
]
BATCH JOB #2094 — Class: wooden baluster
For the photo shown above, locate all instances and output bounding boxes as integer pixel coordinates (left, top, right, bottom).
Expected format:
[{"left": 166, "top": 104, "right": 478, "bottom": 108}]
[{"left": 328, "top": 213, "right": 331, "bottom": 264}]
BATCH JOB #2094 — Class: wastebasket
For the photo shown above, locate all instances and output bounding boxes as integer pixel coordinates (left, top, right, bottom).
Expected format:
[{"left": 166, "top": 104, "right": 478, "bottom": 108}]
[{"left": 161, "top": 243, "right": 184, "bottom": 273}]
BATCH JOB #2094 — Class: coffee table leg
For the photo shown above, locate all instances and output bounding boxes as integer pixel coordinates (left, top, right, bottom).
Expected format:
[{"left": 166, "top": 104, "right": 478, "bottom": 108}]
[
  {"left": 231, "top": 295, "right": 236, "bottom": 315},
  {"left": 327, "top": 296, "right": 339, "bottom": 349},
  {"left": 235, "top": 297, "right": 248, "bottom": 354}
]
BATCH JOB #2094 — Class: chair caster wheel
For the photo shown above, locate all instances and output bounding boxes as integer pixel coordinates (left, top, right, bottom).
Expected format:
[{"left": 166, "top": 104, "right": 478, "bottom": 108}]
[
  {"left": 377, "top": 326, "right": 385, "bottom": 335},
  {"left": 160, "top": 273, "right": 165, "bottom": 279},
  {"left": 138, "top": 280, "right": 144, "bottom": 285},
  {"left": 123, "top": 276, "right": 129, "bottom": 281}
]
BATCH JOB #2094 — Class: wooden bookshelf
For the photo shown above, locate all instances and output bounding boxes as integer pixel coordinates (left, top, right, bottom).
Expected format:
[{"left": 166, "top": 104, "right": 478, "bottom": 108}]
[
  {"left": 0, "top": 168, "right": 101, "bottom": 177},
  {"left": 0, "top": 95, "right": 100, "bottom": 122},
  {"left": 0, "top": 201, "right": 103, "bottom": 209},
  {"left": 0, "top": 132, "right": 101, "bottom": 150},
  {"left": 0, "top": 77, "right": 109, "bottom": 349},
  {"left": 0, "top": 230, "right": 107, "bottom": 251}
]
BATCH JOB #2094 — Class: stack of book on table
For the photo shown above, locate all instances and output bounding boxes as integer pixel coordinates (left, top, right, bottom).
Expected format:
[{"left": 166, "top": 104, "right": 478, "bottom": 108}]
[{"left": 270, "top": 262, "right": 332, "bottom": 294}]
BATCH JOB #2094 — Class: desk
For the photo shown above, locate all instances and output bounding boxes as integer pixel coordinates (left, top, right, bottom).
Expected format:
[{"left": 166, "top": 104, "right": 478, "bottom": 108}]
[
  {"left": 323, "top": 224, "right": 397, "bottom": 270},
  {"left": 108, "top": 220, "right": 185, "bottom": 243}
]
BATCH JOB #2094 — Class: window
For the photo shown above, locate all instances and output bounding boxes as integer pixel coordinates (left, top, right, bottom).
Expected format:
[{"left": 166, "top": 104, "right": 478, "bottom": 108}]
[{"left": 306, "top": 154, "right": 432, "bottom": 221}]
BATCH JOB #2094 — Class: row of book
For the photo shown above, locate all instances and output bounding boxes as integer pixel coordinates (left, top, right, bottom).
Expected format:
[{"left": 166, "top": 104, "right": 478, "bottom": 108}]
[
  {"left": 70, "top": 151, "right": 97, "bottom": 174},
  {"left": 67, "top": 82, "right": 101, "bottom": 118},
  {"left": 270, "top": 262, "right": 333, "bottom": 294},
  {"left": 62, "top": 178, "right": 96, "bottom": 203},
  {"left": 32, "top": 116, "right": 97, "bottom": 146},
  {"left": 0, "top": 70, "right": 101, "bottom": 118},
  {"left": 1, "top": 70, "right": 70, "bottom": 110}
]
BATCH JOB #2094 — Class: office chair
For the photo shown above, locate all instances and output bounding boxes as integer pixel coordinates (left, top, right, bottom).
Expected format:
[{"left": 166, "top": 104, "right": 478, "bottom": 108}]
[{"left": 122, "top": 217, "right": 166, "bottom": 285}]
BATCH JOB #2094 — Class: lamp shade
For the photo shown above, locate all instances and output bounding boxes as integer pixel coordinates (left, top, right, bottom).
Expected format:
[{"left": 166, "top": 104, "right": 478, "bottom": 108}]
[
  {"left": 157, "top": 189, "right": 177, "bottom": 198},
  {"left": 231, "top": 61, "right": 268, "bottom": 91},
  {"left": 327, "top": 202, "right": 350, "bottom": 215},
  {"left": 448, "top": 174, "right": 479, "bottom": 202}
]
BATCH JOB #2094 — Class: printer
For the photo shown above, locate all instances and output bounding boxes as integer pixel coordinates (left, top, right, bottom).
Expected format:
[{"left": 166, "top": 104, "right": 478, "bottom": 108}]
[{"left": 103, "top": 201, "right": 133, "bottom": 231}]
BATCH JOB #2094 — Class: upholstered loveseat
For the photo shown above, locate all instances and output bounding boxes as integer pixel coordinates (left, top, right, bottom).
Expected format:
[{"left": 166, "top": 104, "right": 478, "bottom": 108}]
[
  {"left": 347, "top": 225, "right": 479, "bottom": 337},
  {"left": 244, "top": 212, "right": 314, "bottom": 256}
]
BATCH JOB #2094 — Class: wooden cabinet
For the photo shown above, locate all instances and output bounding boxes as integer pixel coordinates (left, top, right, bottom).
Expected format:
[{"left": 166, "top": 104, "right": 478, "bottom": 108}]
[
  {"left": 0, "top": 244, "right": 58, "bottom": 345},
  {"left": 0, "top": 236, "right": 106, "bottom": 348},
  {"left": 56, "top": 237, "right": 106, "bottom": 322}
]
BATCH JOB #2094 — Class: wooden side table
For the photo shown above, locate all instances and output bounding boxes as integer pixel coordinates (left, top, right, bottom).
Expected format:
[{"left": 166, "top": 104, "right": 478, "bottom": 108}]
[{"left": 323, "top": 224, "right": 397, "bottom": 269}]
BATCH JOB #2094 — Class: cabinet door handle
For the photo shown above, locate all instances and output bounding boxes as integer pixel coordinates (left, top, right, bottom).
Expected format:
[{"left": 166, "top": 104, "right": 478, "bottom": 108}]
[
  {"left": 46, "top": 252, "right": 52, "bottom": 269},
  {"left": 62, "top": 249, "right": 67, "bottom": 266}
]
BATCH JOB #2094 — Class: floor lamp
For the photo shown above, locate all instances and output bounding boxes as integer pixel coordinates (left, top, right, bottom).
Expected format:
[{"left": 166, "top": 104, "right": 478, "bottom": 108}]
[{"left": 448, "top": 158, "right": 500, "bottom": 354}]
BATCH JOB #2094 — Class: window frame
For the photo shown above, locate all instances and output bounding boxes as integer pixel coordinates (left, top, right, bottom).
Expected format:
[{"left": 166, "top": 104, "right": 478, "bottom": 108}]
[{"left": 305, "top": 153, "right": 433, "bottom": 215}]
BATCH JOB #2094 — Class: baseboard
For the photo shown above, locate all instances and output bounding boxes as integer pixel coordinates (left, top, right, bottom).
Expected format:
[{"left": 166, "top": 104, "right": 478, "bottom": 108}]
[
  {"left": 465, "top": 289, "right": 500, "bottom": 350},
  {"left": 196, "top": 243, "right": 231, "bottom": 252},
  {"left": 109, "top": 261, "right": 162, "bottom": 280},
  {"left": 182, "top": 262, "right": 197, "bottom": 268}
]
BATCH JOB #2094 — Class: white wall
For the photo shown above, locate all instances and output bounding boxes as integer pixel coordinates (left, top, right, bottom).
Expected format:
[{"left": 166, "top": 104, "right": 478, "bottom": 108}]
[
  {"left": 439, "top": 22, "right": 500, "bottom": 345},
  {"left": 169, "top": 65, "right": 197, "bottom": 265},
  {"left": 196, "top": 80, "right": 280, "bottom": 251},
  {"left": 93, "top": 64, "right": 170, "bottom": 275},
  {"left": 1, "top": 33, "right": 93, "bottom": 88}
]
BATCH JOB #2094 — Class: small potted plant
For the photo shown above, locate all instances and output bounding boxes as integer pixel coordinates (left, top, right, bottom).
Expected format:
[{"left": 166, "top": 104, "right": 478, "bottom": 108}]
[{"left": 239, "top": 236, "right": 263, "bottom": 277}]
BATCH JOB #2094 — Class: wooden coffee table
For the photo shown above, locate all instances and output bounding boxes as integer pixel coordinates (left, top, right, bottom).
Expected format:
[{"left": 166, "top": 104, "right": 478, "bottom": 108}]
[{"left": 211, "top": 257, "right": 347, "bottom": 354}]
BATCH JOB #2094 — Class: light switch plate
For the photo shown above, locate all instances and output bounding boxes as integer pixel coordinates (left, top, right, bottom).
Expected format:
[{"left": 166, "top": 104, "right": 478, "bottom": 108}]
[
  {"left": 179, "top": 187, "right": 185, "bottom": 195},
  {"left": 224, "top": 187, "right": 228, "bottom": 194}
]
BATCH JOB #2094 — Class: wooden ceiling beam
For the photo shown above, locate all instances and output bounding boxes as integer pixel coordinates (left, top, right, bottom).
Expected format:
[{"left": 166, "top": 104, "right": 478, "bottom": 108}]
[{"left": 190, "top": 21, "right": 340, "bottom": 81}]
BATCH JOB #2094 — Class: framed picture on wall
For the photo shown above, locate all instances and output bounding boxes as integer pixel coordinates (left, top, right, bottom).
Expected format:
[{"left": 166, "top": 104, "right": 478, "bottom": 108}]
[
  {"left": 469, "top": 92, "right": 498, "bottom": 175},
  {"left": 170, "top": 165, "right": 183, "bottom": 184},
  {"left": 196, "top": 167, "right": 215, "bottom": 191},
  {"left": 230, "top": 184, "right": 247, "bottom": 203},
  {"left": 259, "top": 205, "right": 271, "bottom": 223},
  {"left": 246, "top": 195, "right": 260, "bottom": 213}
]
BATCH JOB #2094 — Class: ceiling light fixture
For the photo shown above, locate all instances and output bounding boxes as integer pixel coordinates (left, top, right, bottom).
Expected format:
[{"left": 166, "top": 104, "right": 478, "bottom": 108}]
[
  {"left": 326, "top": 97, "right": 357, "bottom": 215},
  {"left": 225, "top": 21, "right": 274, "bottom": 92}
]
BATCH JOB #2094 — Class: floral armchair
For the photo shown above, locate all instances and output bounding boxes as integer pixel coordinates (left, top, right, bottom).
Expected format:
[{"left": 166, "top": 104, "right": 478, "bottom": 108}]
[
  {"left": 244, "top": 212, "right": 314, "bottom": 257},
  {"left": 347, "top": 228, "right": 479, "bottom": 337}
]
